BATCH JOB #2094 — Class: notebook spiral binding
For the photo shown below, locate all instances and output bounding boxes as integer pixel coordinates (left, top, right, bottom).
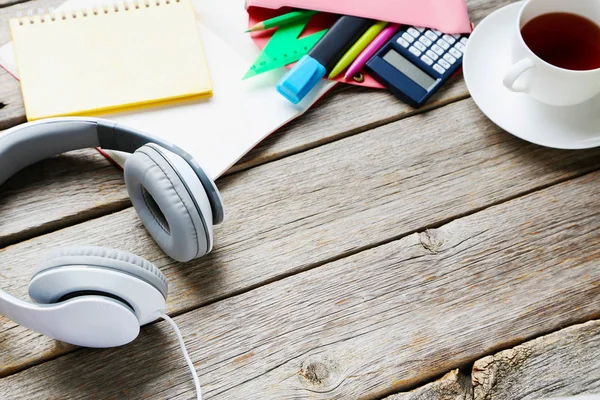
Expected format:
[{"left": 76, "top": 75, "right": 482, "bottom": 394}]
[{"left": 15, "top": 0, "right": 182, "bottom": 25}]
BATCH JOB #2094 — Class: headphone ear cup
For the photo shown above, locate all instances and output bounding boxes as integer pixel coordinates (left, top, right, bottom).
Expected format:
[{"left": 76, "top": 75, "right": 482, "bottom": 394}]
[
  {"left": 29, "top": 246, "right": 168, "bottom": 332},
  {"left": 32, "top": 246, "right": 168, "bottom": 299},
  {"left": 124, "top": 144, "right": 213, "bottom": 262}
]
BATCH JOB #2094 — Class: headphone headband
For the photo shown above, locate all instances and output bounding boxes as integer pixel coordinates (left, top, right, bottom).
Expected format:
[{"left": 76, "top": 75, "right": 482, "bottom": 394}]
[
  {"left": 0, "top": 117, "right": 224, "bottom": 224},
  {"left": 0, "top": 117, "right": 99, "bottom": 187}
]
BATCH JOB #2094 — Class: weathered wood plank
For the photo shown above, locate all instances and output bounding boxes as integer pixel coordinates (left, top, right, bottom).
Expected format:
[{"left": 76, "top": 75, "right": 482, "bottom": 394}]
[
  {"left": 0, "top": 149, "right": 129, "bottom": 247},
  {"left": 0, "top": 0, "right": 515, "bottom": 245},
  {"left": 0, "top": 71, "right": 24, "bottom": 130},
  {"left": 232, "top": 83, "right": 468, "bottom": 174},
  {"left": 385, "top": 319, "right": 600, "bottom": 400},
  {"left": 473, "top": 320, "right": 600, "bottom": 400},
  {"left": 0, "top": 68, "right": 25, "bottom": 131},
  {"left": 1, "top": 170, "right": 599, "bottom": 399},
  {"left": 386, "top": 370, "right": 472, "bottom": 400},
  {"left": 2, "top": 98, "right": 600, "bottom": 376},
  {"left": 0, "top": 0, "right": 32, "bottom": 9}
]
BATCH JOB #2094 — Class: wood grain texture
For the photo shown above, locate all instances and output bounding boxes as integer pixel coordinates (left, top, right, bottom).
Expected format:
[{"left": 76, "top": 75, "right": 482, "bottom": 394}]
[
  {"left": 231, "top": 82, "right": 468, "bottom": 174},
  {"left": 0, "top": 70, "right": 25, "bottom": 131},
  {"left": 0, "top": 149, "right": 129, "bottom": 246},
  {"left": 0, "top": 0, "right": 523, "bottom": 248},
  {"left": 385, "top": 319, "right": 600, "bottom": 400},
  {"left": 2, "top": 98, "right": 600, "bottom": 377},
  {"left": 0, "top": 0, "right": 518, "bottom": 245},
  {"left": 386, "top": 370, "right": 472, "bottom": 400},
  {"left": 473, "top": 320, "right": 600, "bottom": 400},
  {"left": 1, "top": 170, "right": 599, "bottom": 399}
]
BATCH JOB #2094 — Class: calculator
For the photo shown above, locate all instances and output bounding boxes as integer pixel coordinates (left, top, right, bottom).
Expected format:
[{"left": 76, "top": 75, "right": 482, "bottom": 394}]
[{"left": 365, "top": 26, "right": 469, "bottom": 108}]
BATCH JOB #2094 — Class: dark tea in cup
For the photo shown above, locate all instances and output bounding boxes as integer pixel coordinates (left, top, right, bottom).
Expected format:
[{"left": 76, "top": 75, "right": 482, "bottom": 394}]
[{"left": 521, "top": 12, "right": 600, "bottom": 71}]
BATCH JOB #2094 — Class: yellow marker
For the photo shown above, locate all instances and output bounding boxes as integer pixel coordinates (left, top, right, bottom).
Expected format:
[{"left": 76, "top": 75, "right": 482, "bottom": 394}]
[{"left": 328, "top": 21, "right": 388, "bottom": 79}]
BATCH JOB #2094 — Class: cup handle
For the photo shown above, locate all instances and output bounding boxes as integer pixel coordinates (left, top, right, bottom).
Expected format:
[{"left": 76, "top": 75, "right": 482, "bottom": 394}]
[{"left": 503, "top": 58, "right": 535, "bottom": 92}]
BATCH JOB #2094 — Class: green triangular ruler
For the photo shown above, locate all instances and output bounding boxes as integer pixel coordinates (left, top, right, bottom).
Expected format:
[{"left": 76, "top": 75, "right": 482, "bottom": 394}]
[{"left": 243, "top": 17, "right": 328, "bottom": 79}]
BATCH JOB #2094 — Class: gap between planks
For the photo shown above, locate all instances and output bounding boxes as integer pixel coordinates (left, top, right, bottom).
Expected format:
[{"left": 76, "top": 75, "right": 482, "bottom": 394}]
[
  {"left": 6, "top": 163, "right": 597, "bottom": 394},
  {"left": 0, "top": 0, "right": 516, "bottom": 247},
  {"left": 379, "top": 316, "right": 600, "bottom": 399},
  {"left": 1, "top": 169, "right": 599, "bottom": 398},
  {"left": 2, "top": 97, "right": 600, "bottom": 379},
  {"left": 1, "top": 0, "right": 592, "bottom": 390},
  {"left": 383, "top": 319, "right": 600, "bottom": 400},
  {"left": 0, "top": 0, "right": 31, "bottom": 10},
  {"left": 0, "top": 90, "right": 470, "bottom": 251}
]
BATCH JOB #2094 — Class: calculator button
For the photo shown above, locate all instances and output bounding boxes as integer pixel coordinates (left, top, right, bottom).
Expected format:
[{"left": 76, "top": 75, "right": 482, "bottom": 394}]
[
  {"left": 407, "top": 28, "right": 421, "bottom": 38},
  {"left": 402, "top": 32, "right": 415, "bottom": 43},
  {"left": 443, "top": 53, "right": 457, "bottom": 64},
  {"left": 409, "top": 46, "right": 422, "bottom": 57},
  {"left": 397, "top": 37, "right": 410, "bottom": 48},
  {"left": 449, "top": 48, "right": 462, "bottom": 59},
  {"left": 460, "top": 37, "right": 469, "bottom": 46},
  {"left": 431, "top": 44, "right": 444, "bottom": 56},
  {"left": 452, "top": 34, "right": 461, "bottom": 39},
  {"left": 455, "top": 42, "right": 467, "bottom": 53},
  {"left": 416, "top": 27, "right": 426, "bottom": 32},
  {"left": 421, "top": 55, "right": 434, "bottom": 66},
  {"left": 419, "top": 36, "right": 432, "bottom": 47},
  {"left": 414, "top": 41, "right": 427, "bottom": 52},
  {"left": 442, "top": 34, "right": 456, "bottom": 44},
  {"left": 433, "top": 64, "right": 446, "bottom": 75},
  {"left": 432, "top": 29, "right": 443, "bottom": 36},
  {"left": 426, "top": 50, "right": 439, "bottom": 60},
  {"left": 438, "top": 58, "right": 451, "bottom": 69},
  {"left": 425, "top": 31, "right": 438, "bottom": 41},
  {"left": 437, "top": 39, "right": 450, "bottom": 50}
]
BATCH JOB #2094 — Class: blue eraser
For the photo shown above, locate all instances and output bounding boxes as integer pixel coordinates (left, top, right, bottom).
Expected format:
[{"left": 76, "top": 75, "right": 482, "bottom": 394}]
[{"left": 276, "top": 55, "right": 326, "bottom": 104}]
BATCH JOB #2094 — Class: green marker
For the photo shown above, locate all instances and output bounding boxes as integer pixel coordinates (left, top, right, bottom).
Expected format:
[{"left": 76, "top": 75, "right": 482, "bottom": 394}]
[
  {"left": 328, "top": 21, "right": 388, "bottom": 79},
  {"left": 246, "top": 9, "right": 319, "bottom": 32}
]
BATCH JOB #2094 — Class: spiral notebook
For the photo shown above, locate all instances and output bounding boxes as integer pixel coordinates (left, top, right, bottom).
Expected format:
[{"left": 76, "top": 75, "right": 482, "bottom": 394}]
[{"left": 9, "top": 0, "right": 212, "bottom": 121}]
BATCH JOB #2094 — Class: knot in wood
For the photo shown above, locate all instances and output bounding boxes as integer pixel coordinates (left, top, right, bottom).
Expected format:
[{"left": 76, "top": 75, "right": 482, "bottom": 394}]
[
  {"left": 297, "top": 353, "right": 344, "bottom": 391},
  {"left": 299, "top": 362, "right": 330, "bottom": 385},
  {"left": 419, "top": 229, "right": 446, "bottom": 253}
]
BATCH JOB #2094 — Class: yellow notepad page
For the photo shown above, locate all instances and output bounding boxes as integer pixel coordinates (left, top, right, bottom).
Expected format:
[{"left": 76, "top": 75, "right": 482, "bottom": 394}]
[{"left": 9, "top": 0, "right": 212, "bottom": 121}]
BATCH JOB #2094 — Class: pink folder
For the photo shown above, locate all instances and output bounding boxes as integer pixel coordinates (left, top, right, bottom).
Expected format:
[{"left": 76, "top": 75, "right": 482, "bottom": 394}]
[
  {"left": 246, "top": 0, "right": 472, "bottom": 88},
  {"left": 246, "top": 0, "right": 472, "bottom": 33}
]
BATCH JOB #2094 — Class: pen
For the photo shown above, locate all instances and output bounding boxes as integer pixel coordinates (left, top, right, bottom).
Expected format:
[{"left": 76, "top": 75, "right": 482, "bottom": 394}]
[
  {"left": 344, "top": 23, "right": 401, "bottom": 80},
  {"left": 277, "top": 15, "right": 373, "bottom": 104},
  {"left": 246, "top": 10, "right": 319, "bottom": 32},
  {"left": 329, "top": 21, "right": 388, "bottom": 79}
]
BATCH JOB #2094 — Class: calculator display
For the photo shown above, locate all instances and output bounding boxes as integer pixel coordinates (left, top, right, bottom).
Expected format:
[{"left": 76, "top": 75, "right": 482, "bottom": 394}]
[{"left": 383, "top": 49, "right": 436, "bottom": 89}]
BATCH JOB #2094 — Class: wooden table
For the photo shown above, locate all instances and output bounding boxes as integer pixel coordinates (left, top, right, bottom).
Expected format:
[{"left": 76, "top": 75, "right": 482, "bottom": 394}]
[{"left": 1, "top": 0, "right": 599, "bottom": 399}]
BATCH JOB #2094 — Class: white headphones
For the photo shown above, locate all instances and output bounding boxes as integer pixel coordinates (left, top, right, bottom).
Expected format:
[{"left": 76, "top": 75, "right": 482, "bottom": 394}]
[{"left": 0, "top": 117, "right": 224, "bottom": 351}]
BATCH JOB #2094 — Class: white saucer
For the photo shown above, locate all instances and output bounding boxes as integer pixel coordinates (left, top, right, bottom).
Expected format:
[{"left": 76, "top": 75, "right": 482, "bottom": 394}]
[{"left": 463, "top": 2, "right": 600, "bottom": 149}]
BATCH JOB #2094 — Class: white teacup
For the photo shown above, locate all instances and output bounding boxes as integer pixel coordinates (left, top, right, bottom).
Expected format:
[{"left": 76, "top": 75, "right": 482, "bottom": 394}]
[{"left": 503, "top": 0, "right": 600, "bottom": 107}]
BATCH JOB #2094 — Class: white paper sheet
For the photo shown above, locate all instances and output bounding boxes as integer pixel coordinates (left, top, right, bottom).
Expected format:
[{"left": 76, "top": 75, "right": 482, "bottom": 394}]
[{"left": 0, "top": 0, "right": 336, "bottom": 179}]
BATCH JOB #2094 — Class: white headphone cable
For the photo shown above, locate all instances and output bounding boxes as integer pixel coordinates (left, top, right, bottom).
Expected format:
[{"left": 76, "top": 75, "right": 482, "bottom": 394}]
[{"left": 158, "top": 313, "right": 203, "bottom": 400}]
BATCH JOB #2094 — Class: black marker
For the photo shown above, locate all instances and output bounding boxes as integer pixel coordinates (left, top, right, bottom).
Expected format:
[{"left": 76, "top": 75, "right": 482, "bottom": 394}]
[{"left": 277, "top": 15, "right": 373, "bottom": 104}]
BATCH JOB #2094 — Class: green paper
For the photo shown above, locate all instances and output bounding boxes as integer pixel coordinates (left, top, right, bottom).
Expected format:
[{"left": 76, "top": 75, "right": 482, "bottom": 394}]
[{"left": 243, "top": 17, "right": 327, "bottom": 79}]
